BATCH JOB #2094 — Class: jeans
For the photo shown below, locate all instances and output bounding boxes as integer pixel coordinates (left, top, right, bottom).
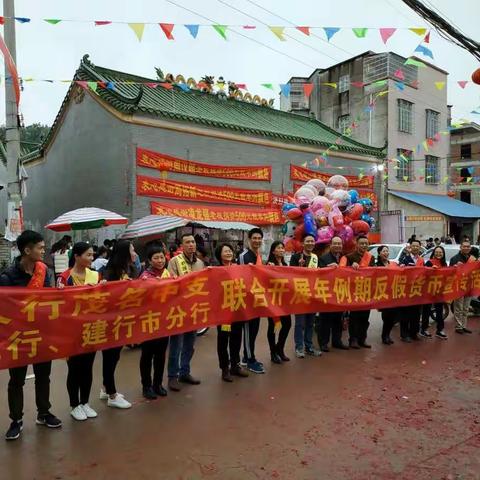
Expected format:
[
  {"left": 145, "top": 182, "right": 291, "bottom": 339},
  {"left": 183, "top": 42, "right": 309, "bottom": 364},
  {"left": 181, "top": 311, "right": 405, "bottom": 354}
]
[
  {"left": 243, "top": 318, "right": 260, "bottom": 363},
  {"left": 168, "top": 331, "right": 196, "bottom": 378},
  {"left": 267, "top": 316, "right": 291, "bottom": 354},
  {"left": 67, "top": 352, "right": 96, "bottom": 407},
  {"left": 217, "top": 322, "right": 243, "bottom": 370},
  {"left": 140, "top": 337, "right": 169, "bottom": 388},
  {"left": 294, "top": 313, "right": 315, "bottom": 351},
  {"left": 348, "top": 310, "right": 370, "bottom": 345},
  {"left": 453, "top": 297, "right": 472, "bottom": 330},
  {"left": 8, "top": 361, "right": 52, "bottom": 421},
  {"left": 318, "top": 312, "right": 344, "bottom": 347},
  {"left": 102, "top": 347, "right": 122, "bottom": 395},
  {"left": 421, "top": 303, "right": 445, "bottom": 332}
]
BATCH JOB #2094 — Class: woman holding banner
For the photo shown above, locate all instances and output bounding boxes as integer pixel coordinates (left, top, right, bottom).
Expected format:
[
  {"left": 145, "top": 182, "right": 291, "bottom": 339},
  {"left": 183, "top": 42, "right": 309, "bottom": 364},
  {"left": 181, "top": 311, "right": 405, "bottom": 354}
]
[
  {"left": 100, "top": 240, "right": 138, "bottom": 409},
  {"left": 266, "top": 241, "right": 291, "bottom": 364},
  {"left": 58, "top": 242, "right": 100, "bottom": 421}
]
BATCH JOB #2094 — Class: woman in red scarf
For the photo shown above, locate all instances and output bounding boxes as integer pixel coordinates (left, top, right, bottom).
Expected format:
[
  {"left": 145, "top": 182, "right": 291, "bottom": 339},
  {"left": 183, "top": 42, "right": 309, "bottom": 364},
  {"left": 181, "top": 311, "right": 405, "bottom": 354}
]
[{"left": 421, "top": 246, "right": 448, "bottom": 339}]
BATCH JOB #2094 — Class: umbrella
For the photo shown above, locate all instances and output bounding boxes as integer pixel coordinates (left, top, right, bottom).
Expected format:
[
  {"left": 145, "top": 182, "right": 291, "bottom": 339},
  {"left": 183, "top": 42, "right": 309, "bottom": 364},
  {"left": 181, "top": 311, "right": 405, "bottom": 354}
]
[{"left": 45, "top": 207, "right": 128, "bottom": 232}]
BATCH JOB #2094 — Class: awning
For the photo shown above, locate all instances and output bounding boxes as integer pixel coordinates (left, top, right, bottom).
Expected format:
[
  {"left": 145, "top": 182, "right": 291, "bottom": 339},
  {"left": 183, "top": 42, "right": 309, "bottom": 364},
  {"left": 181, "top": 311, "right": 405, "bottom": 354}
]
[
  {"left": 122, "top": 215, "right": 257, "bottom": 239},
  {"left": 389, "top": 191, "right": 480, "bottom": 219}
]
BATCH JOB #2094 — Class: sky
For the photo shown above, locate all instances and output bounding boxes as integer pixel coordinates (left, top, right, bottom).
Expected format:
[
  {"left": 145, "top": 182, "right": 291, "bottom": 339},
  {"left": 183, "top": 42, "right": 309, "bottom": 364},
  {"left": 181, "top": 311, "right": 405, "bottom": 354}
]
[{"left": 1, "top": 0, "right": 479, "bottom": 127}]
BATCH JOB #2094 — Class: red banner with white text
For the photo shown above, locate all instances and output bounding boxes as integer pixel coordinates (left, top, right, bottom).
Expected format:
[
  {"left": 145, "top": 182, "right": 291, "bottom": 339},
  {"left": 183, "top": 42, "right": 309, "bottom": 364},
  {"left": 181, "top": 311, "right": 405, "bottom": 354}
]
[
  {"left": 137, "top": 147, "right": 272, "bottom": 181},
  {"left": 0, "top": 263, "right": 479, "bottom": 369},
  {"left": 290, "top": 164, "right": 374, "bottom": 188}
]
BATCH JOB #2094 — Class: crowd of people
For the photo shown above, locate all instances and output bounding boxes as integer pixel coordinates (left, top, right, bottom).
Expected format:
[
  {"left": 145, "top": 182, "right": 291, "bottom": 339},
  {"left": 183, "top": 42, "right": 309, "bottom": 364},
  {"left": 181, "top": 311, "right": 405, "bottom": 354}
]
[{"left": 0, "top": 227, "right": 478, "bottom": 441}]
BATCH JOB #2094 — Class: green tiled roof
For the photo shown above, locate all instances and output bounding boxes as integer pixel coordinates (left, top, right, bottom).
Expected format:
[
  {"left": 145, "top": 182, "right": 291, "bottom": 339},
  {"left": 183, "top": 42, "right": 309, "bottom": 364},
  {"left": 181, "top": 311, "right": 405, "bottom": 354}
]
[{"left": 23, "top": 55, "right": 386, "bottom": 161}]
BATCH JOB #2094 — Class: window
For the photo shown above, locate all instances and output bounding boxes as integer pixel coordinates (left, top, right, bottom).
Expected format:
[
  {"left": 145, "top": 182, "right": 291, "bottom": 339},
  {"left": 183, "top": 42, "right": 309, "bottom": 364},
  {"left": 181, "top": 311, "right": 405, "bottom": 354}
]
[
  {"left": 338, "top": 115, "right": 351, "bottom": 135},
  {"left": 460, "top": 144, "right": 472, "bottom": 159},
  {"left": 425, "top": 155, "right": 439, "bottom": 184},
  {"left": 396, "top": 148, "right": 413, "bottom": 180},
  {"left": 398, "top": 100, "right": 413, "bottom": 133},
  {"left": 426, "top": 109, "right": 440, "bottom": 138},
  {"left": 339, "top": 75, "right": 350, "bottom": 93}
]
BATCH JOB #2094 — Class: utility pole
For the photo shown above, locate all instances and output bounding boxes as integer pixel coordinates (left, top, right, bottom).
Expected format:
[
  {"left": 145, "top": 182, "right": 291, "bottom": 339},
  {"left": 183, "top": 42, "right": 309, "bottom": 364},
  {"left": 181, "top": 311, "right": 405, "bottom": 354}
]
[{"left": 3, "top": 0, "right": 22, "bottom": 242}]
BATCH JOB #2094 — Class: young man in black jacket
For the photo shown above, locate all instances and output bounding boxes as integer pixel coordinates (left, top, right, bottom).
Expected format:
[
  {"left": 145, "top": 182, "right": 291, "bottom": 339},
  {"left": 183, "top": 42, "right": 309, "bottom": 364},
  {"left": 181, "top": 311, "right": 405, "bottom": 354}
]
[
  {"left": 317, "top": 236, "right": 349, "bottom": 351},
  {"left": 0, "top": 230, "right": 62, "bottom": 441},
  {"left": 450, "top": 240, "right": 476, "bottom": 334},
  {"left": 238, "top": 228, "right": 265, "bottom": 374}
]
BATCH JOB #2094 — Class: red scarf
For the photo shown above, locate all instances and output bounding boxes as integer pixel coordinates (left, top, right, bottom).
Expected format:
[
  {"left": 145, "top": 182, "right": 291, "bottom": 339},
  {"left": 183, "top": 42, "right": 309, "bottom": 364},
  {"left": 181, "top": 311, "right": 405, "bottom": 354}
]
[
  {"left": 27, "top": 262, "right": 47, "bottom": 288},
  {"left": 430, "top": 258, "right": 443, "bottom": 268}
]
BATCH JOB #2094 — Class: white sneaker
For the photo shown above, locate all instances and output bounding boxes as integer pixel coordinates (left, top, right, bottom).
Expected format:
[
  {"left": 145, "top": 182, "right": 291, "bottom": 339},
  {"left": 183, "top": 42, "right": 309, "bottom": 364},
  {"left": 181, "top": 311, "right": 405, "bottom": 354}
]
[
  {"left": 295, "top": 349, "right": 305, "bottom": 358},
  {"left": 107, "top": 394, "right": 131, "bottom": 409},
  {"left": 70, "top": 405, "right": 87, "bottom": 421},
  {"left": 100, "top": 389, "right": 124, "bottom": 400},
  {"left": 81, "top": 404, "right": 98, "bottom": 418}
]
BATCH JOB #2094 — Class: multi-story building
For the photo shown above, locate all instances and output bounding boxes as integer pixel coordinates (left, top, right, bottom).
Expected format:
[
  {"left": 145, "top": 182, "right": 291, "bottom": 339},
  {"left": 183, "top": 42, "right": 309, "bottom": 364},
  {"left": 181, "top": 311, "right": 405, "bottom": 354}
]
[{"left": 281, "top": 51, "right": 480, "bottom": 242}]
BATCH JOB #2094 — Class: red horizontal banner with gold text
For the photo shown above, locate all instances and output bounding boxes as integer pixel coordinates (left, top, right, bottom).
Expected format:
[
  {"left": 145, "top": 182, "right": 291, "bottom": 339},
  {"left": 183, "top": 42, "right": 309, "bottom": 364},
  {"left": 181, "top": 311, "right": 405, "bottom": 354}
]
[
  {"left": 137, "top": 147, "right": 271, "bottom": 181},
  {"left": 1, "top": 263, "right": 479, "bottom": 369},
  {"left": 137, "top": 175, "right": 272, "bottom": 207},
  {"left": 150, "top": 200, "right": 282, "bottom": 225},
  {"left": 290, "top": 164, "right": 374, "bottom": 189}
]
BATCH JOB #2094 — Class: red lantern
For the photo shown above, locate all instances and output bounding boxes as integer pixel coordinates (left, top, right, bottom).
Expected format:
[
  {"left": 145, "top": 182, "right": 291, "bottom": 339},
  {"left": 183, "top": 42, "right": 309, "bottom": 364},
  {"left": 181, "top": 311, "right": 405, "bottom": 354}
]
[{"left": 472, "top": 68, "right": 480, "bottom": 85}]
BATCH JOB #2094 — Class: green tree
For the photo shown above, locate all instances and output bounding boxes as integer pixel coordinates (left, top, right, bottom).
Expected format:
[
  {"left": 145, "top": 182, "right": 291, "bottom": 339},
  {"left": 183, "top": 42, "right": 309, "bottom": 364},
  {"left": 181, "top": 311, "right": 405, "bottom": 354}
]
[{"left": 0, "top": 123, "right": 50, "bottom": 146}]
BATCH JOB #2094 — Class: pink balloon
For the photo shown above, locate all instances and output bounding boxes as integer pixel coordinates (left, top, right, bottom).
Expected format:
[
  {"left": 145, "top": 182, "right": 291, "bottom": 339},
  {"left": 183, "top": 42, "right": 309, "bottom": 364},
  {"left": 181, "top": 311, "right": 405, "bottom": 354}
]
[
  {"left": 306, "top": 179, "right": 326, "bottom": 196},
  {"left": 337, "top": 225, "right": 354, "bottom": 243},
  {"left": 327, "top": 175, "right": 349, "bottom": 190},
  {"left": 310, "top": 195, "right": 331, "bottom": 214},
  {"left": 316, "top": 226, "right": 334, "bottom": 244},
  {"left": 294, "top": 187, "right": 316, "bottom": 204}
]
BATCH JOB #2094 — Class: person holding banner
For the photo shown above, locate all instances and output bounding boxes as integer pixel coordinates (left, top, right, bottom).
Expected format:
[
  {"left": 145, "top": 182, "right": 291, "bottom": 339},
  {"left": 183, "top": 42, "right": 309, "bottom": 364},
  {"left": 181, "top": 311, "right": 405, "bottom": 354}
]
[
  {"left": 266, "top": 241, "right": 292, "bottom": 364},
  {"left": 375, "top": 245, "right": 400, "bottom": 345},
  {"left": 215, "top": 243, "right": 249, "bottom": 382},
  {"left": 317, "top": 236, "right": 349, "bottom": 351},
  {"left": 450, "top": 240, "right": 476, "bottom": 334},
  {"left": 340, "top": 235, "right": 375, "bottom": 349},
  {"left": 138, "top": 245, "right": 171, "bottom": 399},
  {"left": 100, "top": 240, "right": 138, "bottom": 409},
  {"left": 290, "top": 234, "right": 322, "bottom": 358},
  {"left": 0, "top": 230, "right": 62, "bottom": 441},
  {"left": 238, "top": 228, "right": 266, "bottom": 374},
  {"left": 57, "top": 242, "right": 100, "bottom": 421},
  {"left": 399, "top": 239, "right": 424, "bottom": 342},
  {"left": 167, "top": 234, "right": 205, "bottom": 390}
]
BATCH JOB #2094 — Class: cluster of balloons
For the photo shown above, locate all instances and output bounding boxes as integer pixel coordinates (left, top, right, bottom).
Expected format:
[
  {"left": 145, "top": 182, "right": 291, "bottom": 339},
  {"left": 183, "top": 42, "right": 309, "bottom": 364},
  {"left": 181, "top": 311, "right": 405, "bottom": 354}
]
[{"left": 282, "top": 175, "right": 375, "bottom": 253}]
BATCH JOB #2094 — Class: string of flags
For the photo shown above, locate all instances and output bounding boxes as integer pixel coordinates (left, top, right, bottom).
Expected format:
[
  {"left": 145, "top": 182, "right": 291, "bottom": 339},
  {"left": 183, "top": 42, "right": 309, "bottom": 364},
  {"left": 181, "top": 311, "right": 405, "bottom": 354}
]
[{"left": 0, "top": 16, "right": 435, "bottom": 43}]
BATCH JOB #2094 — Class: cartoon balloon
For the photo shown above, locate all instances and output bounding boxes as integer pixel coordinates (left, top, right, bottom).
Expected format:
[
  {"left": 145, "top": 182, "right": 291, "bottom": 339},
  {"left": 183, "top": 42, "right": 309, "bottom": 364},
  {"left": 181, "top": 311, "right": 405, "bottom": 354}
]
[
  {"left": 306, "top": 179, "right": 326, "bottom": 196},
  {"left": 316, "top": 226, "right": 334, "bottom": 244},
  {"left": 294, "top": 187, "right": 316, "bottom": 204},
  {"left": 303, "top": 211, "right": 317, "bottom": 238},
  {"left": 293, "top": 223, "right": 306, "bottom": 241},
  {"left": 281, "top": 202, "right": 297, "bottom": 214},
  {"left": 348, "top": 190, "right": 359, "bottom": 204},
  {"left": 286, "top": 208, "right": 303, "bottom": 222},
  {"left": 329, "top": 189, "right": 351, "bottom": 211},
  {"left": 351, "top": 220, "right": 370, "bottom": 236},
  {"left": 324, "top": 187, "right": 334, "bottom": 199},
  {"left": 337, "top": 225, "right": 354, "bottom": 243},
  {"left": 327, "top": 175, "right": 349, "bottom": 190},
  {"left": 346, "top": 203, "right": 364, "bottom": 221},
  {"left": 358, "top": 198, "right": 373, "bottom": 213}
]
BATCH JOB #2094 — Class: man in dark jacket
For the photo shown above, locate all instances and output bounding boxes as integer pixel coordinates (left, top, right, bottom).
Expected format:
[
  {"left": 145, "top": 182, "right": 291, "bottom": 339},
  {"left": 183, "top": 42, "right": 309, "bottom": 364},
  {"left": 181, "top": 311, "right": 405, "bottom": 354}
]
[
  {"left": 450, "top": 240, "right": 476, "bottom": 334},
  {"left": 0, "top": 230, "right": 62, "bottom": 441},
  {"left": 317, "top": 236, "right": 349, "bottom": 351},
  {"left": 339, "top": 235, "right": 375, "bottom": 349},
  {"left": 237, "top": 228, "right": 265, "bottom": 374}
]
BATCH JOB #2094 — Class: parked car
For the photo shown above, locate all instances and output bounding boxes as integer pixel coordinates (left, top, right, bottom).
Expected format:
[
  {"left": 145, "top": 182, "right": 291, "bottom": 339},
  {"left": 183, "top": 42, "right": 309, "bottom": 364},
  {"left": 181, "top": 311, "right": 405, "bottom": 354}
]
[{"left": 368, "top": 243, "right": 426, "bottom": 264}]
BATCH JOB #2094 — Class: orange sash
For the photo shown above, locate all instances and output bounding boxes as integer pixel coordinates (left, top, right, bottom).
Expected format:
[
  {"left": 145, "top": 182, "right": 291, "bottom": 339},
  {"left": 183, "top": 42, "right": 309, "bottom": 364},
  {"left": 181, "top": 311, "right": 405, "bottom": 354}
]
[
  {"left": 339, "top": 256, "right": 348, "bottom": 267},
  {"left": 27, "top": 262, "right": 47, "bottom": 288},
  {"left": 359, "top": 252, "right": 373, "bottom": 267},
  {"left": 467, "top": 255, "right": 476, "bottom": 264},
  {"left": 415, "top": 257, "right": 424, "bottom": 267},
  {"left": 255, "top": 253, "right": 263, "bottom": 266}
]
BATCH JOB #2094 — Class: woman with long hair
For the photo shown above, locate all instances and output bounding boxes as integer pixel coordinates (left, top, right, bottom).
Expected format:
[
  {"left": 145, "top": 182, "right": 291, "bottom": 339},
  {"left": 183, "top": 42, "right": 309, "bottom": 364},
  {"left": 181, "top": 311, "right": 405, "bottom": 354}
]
[
  {"left": 57, "top": 242, "right": 100, "bottom": 421},
  {"left": 215, "top": 243, "right": 249, "bottom": 382},
  {"left": 421, "top": 246, "right": 448, "bottom": 339},
  {"left": 138, "top": 245, "right": 170, "bottom": 399},
  {"left": 375, "top": 245, "right": 399, "bottom": 345},
  {"left": 266, "top": 241, "right": 291, "bottom": 363},
  {"left": 100, "top": 239, "right": 138, "bottom": 409}
]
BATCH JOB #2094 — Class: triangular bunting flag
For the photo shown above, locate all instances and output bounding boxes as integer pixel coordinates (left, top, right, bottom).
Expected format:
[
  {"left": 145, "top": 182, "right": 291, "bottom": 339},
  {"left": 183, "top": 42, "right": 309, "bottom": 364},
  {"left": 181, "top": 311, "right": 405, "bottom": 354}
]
[
  {"left": 159, "top": 83, "right": 174, "bottom": 90},
  {"left": 296, "top": 26, "right": 310, "bottom": 36},
  {"left": 403, "top": 176, "right": 409, "bottom": 182},
  {"left": 394, "top": 81, "right": 405, "bottom": 91},
  {"left": 414, "top": 44, "right": 433, "bottom": 59},
  {"left": 185, "top": 24, "right": 199, "bottom": 38},
  {"left": 213, "top": 25, "right": 228, "bottom": 40},
  {"left": 261, "top": 83, "right": 274, "bottom": 90},
  {"left": 87, "top": 81, "right": 98, "bottom": 92},
  {"left": 323, "top": 82, "right": 337, "bottom": 88},
  {"left": 106, "top": 81, "right": 115, "bottom": 90},
  {"left": 76, "top": 81, "right": 88, "bottom": 90},
  {"left": 98, "top": 81, "right": 106, "bottom": 89},
  {"left": 279, "top": 84, "right": 291, "bottom": 97},
  {"left": 44, "top": 19, "right": 62, "bottom": 25},
  {"left": 128, "top": 23, "right": 145, "bottom": 41},
  {"left": 303, "top": 83, "right": 314, "bottom": 98},
  {"left": 0, "top": 17, "right": 4, "bottom": 25},
  {"left": 409, "top": 28, "right": 427, "bottom": 36},
  {"left": 145, "top": 82, "right": 159, "bottom": 88},
  {"left": 434, "top": 81, "right": 445, "bottom": 90},
  {"left": 379, "top": 28, "right": 396, "bottom": 44},
  {"left": 373, "top": 80, "right": 387, "bottom": 86},
  {"left": 352, "top": 28, "right": 368, "bottom": 38},
  {"left": 95, "top": 21, "right": 112, "bottom": 26},
  {"left": 424, "top": 31, "right": 430, "bottom": 43},
  {"left": 243, "top": 25, "right": 256, "bottom": 29},
  {"left": 14, "top": 17, "right": 30, "bottom": 23},
  {"left": 177, "top": 83, "right": 190, "bottom": 92},
  {"left": 394, "top": 69, "right": 405, "bottom": 80},
  {"left": 235, "top": 84, "right": 247, "bottom": 90},
  {"left": 159, "top": 23, "right": 174, "bottom": 40},
  {"left": 422, "top": 140, "right": 429, "bottom": 151},
  {"left": 377, "top": 90, "right": 389, "bottom": 97},
  {"left": 404, "top": 58, "right": 426, "bottom": 67},
  {"left": 351, "top": 81, "right": 365, "bottom": 87},
  {"left": 323, "top": 27, "right": 340, "bottom": 41},
  {"left": 457, "top": 81, "right": 468, "bottom": 89},
  {"left": 269, "top": 26, "right": 286, "bottom": 41}
]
